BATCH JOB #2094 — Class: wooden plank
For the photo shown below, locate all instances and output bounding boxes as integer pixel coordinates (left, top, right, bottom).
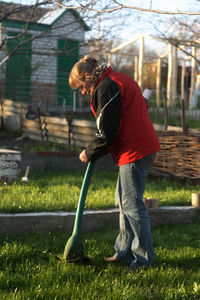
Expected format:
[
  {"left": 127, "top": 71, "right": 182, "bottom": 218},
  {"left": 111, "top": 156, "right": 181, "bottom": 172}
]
[
  {"left": 4, "top": 106, "right": 27, "bottom": 114},
  {"left": 23, "top": 132, "right": 42, "bottom": 142},
  {"left": 72, "top": 118, "right": 96, "bottom": 128},
  {"left": 47, "top": 131, "right": 68, "bottom": 139},
  {"left": 3, "top": 110, "right": 20, "bottom": 117},
  {"left": 23, "top": 118, "right": 40, "bottom": 129},
  {"left": 23, "top": 127, "right": 41, "bottom": 135},
  {"left": 72, "top": 126, "right": 96, "bottom": 135},
  {"left": 46, "top": 123, "right": 68, "bottom": 132},
  {"left": 45, "top": 116, "right": 67, "bottom": 125},
  {"left": 3, "top": 99, "right": 28, "bottom": 109},
  {"left": 73, "top": 133, "right": 95, "bottom": 143}
]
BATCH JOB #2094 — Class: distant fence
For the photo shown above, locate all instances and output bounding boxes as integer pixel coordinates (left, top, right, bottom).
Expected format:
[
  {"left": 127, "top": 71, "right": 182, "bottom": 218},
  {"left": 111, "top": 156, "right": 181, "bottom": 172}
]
[
  {"left": 1, "top": 99, "right": 200, "bottom": 181},
  {"left": 149, "top": 107, "right": 200, "bottom": 120}
]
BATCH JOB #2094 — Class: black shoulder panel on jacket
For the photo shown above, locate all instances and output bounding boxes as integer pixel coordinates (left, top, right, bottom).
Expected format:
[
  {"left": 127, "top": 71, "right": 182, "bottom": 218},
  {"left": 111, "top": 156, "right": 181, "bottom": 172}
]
[{"left": 85, "top": 76, "right": 121, "bottom": 161}]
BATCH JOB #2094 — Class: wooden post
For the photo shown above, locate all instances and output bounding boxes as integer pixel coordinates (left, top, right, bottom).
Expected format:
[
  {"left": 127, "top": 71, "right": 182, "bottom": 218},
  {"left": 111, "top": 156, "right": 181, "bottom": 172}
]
[
  {"left": 138, "top": 36, "right": 144, "bottom": 91},
  {"left": 181, "top": 60, "right": 186, "bottom": 102},
  {"left": 42, "top": 117, "right": 48, "bottom": 142},
  {"left": 192, "top": 193, "right": 200, "bottom": 207},
  {"left": 20, "top": 101, "right": 23, "bottom": 136},
  {"left": 171, "top": 45, "right": 177, "bottom": 106},
  {"left": 162, "top": 90, "right": 168, "bottom": 130},
  {"left": 66, "top": 113, "right": 72, "bottom": 147},
  {"left": 167, "top": 43, "right": 173, "bottom": 106},
  {"left": 0, "top": 100, "right": 4, "bottom": 130},
  {"left": 107, "top": 53, "right": 111, "bottom": 65},
  {"left": 180, "top": 98, "right": 186, "bottom": 133},
  {"left": 189, "top": 46, "right": 196, "bottom": 106},
  {"left": 134, "top": 56, "right": 138, "bottom": 82},
  {"left": 37, "top": 106, "right": 44, "bottom": 142},
  {"left": 73, "top": 92, "right": 76, "bottom": 112},
  {"left": 156, "top": 57, "right": 161, "bottom": 107}
]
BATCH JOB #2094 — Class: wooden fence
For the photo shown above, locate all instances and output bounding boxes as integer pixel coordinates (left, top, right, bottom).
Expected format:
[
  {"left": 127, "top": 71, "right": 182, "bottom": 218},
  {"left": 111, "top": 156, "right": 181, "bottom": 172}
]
[
  {"left": 22, "top": 116, "right": 96, "bottom": 148},
  {"left": 150, "top": 131, "right": 200, "bottom": 180},
  {"left": 0, "top": 99, "right": 96, "bottom": 148},
  {"left": 1, "top": 99, "right": 200, "bottom": 181}
]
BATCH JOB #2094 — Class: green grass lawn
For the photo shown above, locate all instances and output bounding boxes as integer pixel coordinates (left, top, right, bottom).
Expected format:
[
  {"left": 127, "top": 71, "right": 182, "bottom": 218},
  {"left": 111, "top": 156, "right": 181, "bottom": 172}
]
[
  {"left": 0, "top": 169, "right": 199, "bottom": 213},
  {"left": 0, "top": 218, "right": 200, "bottom": 299}
]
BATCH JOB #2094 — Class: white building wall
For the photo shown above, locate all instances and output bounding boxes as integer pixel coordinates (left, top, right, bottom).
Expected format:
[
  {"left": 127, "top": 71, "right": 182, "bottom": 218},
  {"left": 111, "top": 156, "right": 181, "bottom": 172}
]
[
  {"left": 31, "top": 10, "right": 86, "bottom": 84},
  {"left": 31, "top": 36, "right": 57, "bottom": 84}
]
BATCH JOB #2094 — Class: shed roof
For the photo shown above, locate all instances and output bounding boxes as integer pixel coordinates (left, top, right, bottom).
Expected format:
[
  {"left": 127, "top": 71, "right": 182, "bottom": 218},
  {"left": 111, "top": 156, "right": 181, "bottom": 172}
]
[
  {"left": 0, "top": 1, "right": 90, "bottom": 31},
  {"left": 0, "top": 2, "right": 48, "bottom": 23}
]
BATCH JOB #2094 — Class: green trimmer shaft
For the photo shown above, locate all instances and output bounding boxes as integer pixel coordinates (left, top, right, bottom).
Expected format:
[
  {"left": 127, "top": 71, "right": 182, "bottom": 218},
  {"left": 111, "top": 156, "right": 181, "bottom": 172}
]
[{"left": 63, "top": 161, "right": 94, "bottom": 262}]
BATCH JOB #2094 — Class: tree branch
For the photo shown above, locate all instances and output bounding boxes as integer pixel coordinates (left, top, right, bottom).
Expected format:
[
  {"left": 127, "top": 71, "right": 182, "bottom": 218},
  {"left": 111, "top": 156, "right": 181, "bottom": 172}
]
[
  {"left": 0, "top": 1, "right": 53, "bottom": 22},
  {"left": 53, "top": 0, "right": 200, "bottom": 15}
]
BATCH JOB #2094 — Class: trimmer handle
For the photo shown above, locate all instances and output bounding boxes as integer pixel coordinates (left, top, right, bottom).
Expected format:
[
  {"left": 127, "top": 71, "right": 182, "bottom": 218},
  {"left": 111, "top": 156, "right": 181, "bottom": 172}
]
[{"left": 72, "top": 161, "right": 94, "bottom": 236}]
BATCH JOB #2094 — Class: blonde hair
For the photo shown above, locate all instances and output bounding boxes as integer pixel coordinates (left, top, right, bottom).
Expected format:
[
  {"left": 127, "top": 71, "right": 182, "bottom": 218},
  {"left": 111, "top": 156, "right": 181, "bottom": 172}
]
[{"left": 69, "top": 55, "right": 98, "bottom": 89}]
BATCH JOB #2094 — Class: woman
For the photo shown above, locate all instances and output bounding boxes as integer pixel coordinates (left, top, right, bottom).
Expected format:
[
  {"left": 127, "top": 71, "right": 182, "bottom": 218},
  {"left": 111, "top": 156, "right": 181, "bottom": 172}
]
[{"left": 69, "top": 56, "right": 160, "bottom": 270}]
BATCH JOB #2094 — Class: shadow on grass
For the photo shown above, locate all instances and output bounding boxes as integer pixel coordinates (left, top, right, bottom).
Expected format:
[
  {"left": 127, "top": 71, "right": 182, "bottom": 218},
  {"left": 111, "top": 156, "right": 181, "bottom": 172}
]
[
  {"left": 1, "top": 219, "right": 200, "bottom": 273},
  {"left": 155, "top": 256, "right": 200, "bottom": 271}
]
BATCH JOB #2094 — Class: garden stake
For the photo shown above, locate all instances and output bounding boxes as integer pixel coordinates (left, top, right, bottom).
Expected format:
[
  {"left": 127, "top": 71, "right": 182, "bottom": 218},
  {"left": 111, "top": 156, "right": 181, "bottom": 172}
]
[{"left": 63, "top": 161, "right": 94, "bottom": 262}]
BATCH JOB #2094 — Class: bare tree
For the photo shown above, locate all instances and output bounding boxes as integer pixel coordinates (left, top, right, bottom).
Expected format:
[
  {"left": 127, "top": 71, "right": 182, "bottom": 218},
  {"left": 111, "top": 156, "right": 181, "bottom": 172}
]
[
  {"left": 50, "top": 0, "right": 200, "bottom": 63},
  {"left": 0, "top": 0, "right": 136, "bottom": 66},
  {"left": 149, "top": 15, "right": 200, "bottom": 64},
  {"left": 53, "top": 0, "right": 200, "bottom": 15},
  {"left": 1, "top": 0, "right": 199, "bottom": 66},
  {"left": 1, "top": 0, "right": 199, "bottom": 109}
]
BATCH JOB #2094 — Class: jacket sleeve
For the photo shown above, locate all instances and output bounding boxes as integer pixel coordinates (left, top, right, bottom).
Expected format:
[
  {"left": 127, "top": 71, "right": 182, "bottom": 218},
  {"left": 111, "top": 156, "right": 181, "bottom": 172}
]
[{"left": 85, "top": 80, "right": 121, "bottom": 161}]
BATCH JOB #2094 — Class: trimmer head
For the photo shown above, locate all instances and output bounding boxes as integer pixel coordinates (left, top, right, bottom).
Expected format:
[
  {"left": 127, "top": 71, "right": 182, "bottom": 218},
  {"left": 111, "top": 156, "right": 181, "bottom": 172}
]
[
  {"left": 63, "top": 234, "right": 85, "bottom": 261},
  {"left": 57, "top": 234, "right": 89, "bottom": 263}
]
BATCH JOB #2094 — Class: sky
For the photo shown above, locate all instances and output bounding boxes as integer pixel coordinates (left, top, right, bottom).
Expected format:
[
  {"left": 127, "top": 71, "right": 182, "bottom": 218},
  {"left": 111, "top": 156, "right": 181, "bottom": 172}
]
[
  {"left": 0, "top": 0, "right": 200, "bottom": 11},
  {"left": 1, "top": 0, "right": 200, "bottom": 52},
  {"left": 131, "top": 0, "right": 198, "bottom": 12},
  {"left": 2, "top": 0, "right": 198, "bottom": 12},
  {"left": 112, "top": 0, "right": 200, "bottom": 40}
]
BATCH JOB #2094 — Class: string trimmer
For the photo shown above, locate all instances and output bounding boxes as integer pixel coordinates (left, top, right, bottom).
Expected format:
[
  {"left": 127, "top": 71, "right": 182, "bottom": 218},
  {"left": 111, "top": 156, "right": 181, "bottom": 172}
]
[{"left": 62, "top": 161, "right": 94, "bottom": 262}]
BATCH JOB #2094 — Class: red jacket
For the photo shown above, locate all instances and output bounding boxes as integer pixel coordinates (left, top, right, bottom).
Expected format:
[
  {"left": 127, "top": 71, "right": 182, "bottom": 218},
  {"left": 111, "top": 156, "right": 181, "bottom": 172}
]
[{"left": 85, "top": 67, "right": 160, "bottom": 166}]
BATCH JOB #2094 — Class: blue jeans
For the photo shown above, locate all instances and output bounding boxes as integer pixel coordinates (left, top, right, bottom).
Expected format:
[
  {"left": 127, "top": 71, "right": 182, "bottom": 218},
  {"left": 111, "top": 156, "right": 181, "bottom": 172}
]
[{"left": 113, "top": 153, "right": 156, "bottom": 268}]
